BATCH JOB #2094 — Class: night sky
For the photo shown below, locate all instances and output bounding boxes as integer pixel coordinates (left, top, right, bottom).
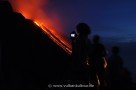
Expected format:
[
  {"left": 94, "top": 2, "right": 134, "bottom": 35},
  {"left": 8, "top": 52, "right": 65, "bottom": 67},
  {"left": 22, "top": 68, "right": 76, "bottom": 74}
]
[
  {"left": 45, "top": 0, "right": 136, "bottom": 81},
  {"left": 45, "top": 0, "right": 136, "bottom": 43},
  {"left": 8, "top": 0, "right": 136, "bottom": 81}
]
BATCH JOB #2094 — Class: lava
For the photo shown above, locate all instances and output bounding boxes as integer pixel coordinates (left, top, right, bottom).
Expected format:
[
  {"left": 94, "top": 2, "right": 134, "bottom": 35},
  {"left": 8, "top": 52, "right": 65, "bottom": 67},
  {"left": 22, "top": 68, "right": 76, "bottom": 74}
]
[
  {"left": 34, "top": 21, "right": 72, "bottom": 54},
  {"left": 9, "top": 0, "right": 72, "bottom": 54}
]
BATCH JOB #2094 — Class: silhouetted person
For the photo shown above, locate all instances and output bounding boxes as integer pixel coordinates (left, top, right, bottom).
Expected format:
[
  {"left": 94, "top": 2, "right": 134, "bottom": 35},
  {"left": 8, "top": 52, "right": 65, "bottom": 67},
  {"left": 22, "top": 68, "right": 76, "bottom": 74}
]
[
  {"left": 71, "top": 23, "right": 92, "bottom": 85},
  {"left": 70, "top": 31, "right": 77, "bottom": 51},
  {"left": 109, "top": 46, "right": 132, "bottom": 90},
  {"left": 91, "top": 35, "right": 107, "bottom": 89},
  {"left": 109, "top": 46, "right": 123, "bottom": 75}
]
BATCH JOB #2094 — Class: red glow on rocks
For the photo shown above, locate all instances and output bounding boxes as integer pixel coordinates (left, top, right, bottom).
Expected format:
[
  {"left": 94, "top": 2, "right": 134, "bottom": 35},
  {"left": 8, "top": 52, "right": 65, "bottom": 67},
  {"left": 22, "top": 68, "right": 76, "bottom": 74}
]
[{"left": 9, "top": 0, "right": 72, "bottom": 54}]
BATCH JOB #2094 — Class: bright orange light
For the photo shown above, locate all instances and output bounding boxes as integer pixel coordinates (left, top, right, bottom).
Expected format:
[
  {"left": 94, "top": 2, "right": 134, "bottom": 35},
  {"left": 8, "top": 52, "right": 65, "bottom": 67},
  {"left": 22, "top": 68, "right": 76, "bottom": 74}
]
[
  {"left": 9, "top": 0, "right": 72, "bottom": 55},
  {"left": 96, "top": 74, "right": 101, "bottom": 87},
  {"left": 34, "top": 21, "right": 40, "bottom": 27},
  {"left": 103, "top": 57, "right": 108, "bottom": 69},
  {"left": 34, "top": 21, "right": 72, "bottom": 55}
]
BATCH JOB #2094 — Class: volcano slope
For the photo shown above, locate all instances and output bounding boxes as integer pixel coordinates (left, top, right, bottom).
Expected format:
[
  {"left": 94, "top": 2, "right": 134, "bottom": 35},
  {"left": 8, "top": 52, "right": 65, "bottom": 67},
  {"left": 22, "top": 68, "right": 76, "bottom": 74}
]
[{"left": 0, "top": 1, "right": 71, "bottom": 89}]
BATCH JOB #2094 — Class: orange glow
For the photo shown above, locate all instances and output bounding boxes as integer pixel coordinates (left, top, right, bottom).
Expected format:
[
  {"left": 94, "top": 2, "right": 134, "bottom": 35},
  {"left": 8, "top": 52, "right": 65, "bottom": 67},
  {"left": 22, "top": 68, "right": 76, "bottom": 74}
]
[
  {"left": 34, "top": 21, "right": 72, "bottom": 54},
  {"left": 103, "top": 57, "right": 108, "bottom": 69},
  {"left": 9, "top": 0, "right": 72, "bottom": 54},
  {"left": 34, "top": 21, "right": 40, "bottom": 27},
  {"left": 86, "top": 56, "right": 90, "bottom": 66},
  {"left": 96, "top": 74, "right": 101, "bottom": 87}
]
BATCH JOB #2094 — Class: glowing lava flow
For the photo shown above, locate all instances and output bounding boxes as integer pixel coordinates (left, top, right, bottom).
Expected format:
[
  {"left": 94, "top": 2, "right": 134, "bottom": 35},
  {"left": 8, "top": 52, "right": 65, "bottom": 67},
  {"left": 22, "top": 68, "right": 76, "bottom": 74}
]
[
  {"left": 34, "top": 21, "right": 72, "bottom": 55},
  {"left": 9, "top": 0, "right": 72, "bottom": 55}
]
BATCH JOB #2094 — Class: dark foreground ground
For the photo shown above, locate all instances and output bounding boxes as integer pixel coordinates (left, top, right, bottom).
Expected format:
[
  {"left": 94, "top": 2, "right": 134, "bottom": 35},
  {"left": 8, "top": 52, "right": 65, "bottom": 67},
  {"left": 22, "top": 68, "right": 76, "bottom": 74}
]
[
  {"left": 0, "top": 1, "right": 136, "bottom": 90},
  {"left": 0, "top": 1, "right": 72, "bottom": 89}
]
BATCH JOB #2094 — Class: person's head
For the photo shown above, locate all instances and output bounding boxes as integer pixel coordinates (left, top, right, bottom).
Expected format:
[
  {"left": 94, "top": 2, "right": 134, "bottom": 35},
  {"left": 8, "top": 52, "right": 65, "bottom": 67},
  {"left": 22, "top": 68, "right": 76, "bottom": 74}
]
[
  {"left": 93, "top": 35, "right": 100, "bottom": 43},
  {"left": 76, "top": 23, "right": 91, "bottom": 37},
  {"left": 112, "top": 46, "right": 120, "bottom": 55}
]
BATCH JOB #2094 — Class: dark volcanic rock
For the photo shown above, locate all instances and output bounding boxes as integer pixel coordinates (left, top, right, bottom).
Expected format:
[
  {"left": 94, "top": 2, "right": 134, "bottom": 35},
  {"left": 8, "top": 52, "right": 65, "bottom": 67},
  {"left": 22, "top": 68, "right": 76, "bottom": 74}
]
[{"left": 0, "top": 1, "right": 70, "bottom": 90}]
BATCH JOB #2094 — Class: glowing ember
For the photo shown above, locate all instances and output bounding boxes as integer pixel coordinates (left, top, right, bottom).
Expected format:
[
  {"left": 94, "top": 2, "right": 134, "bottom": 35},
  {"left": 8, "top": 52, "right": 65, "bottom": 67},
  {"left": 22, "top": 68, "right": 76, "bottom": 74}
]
[
  {"left": 34, "top": 21, "right": 40, "bottom": 27},
  {"left": 86, "top": 56, "right": 90, "bottom": 66},
  {"left": 34, "top": 21, "right": 72, "bottom": 54},
  {"left": 96, "top": 74, "right": 101, "bottom": 87},
  {"left": 103, "top": 57, "right": 108, "bottom": 69}
]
